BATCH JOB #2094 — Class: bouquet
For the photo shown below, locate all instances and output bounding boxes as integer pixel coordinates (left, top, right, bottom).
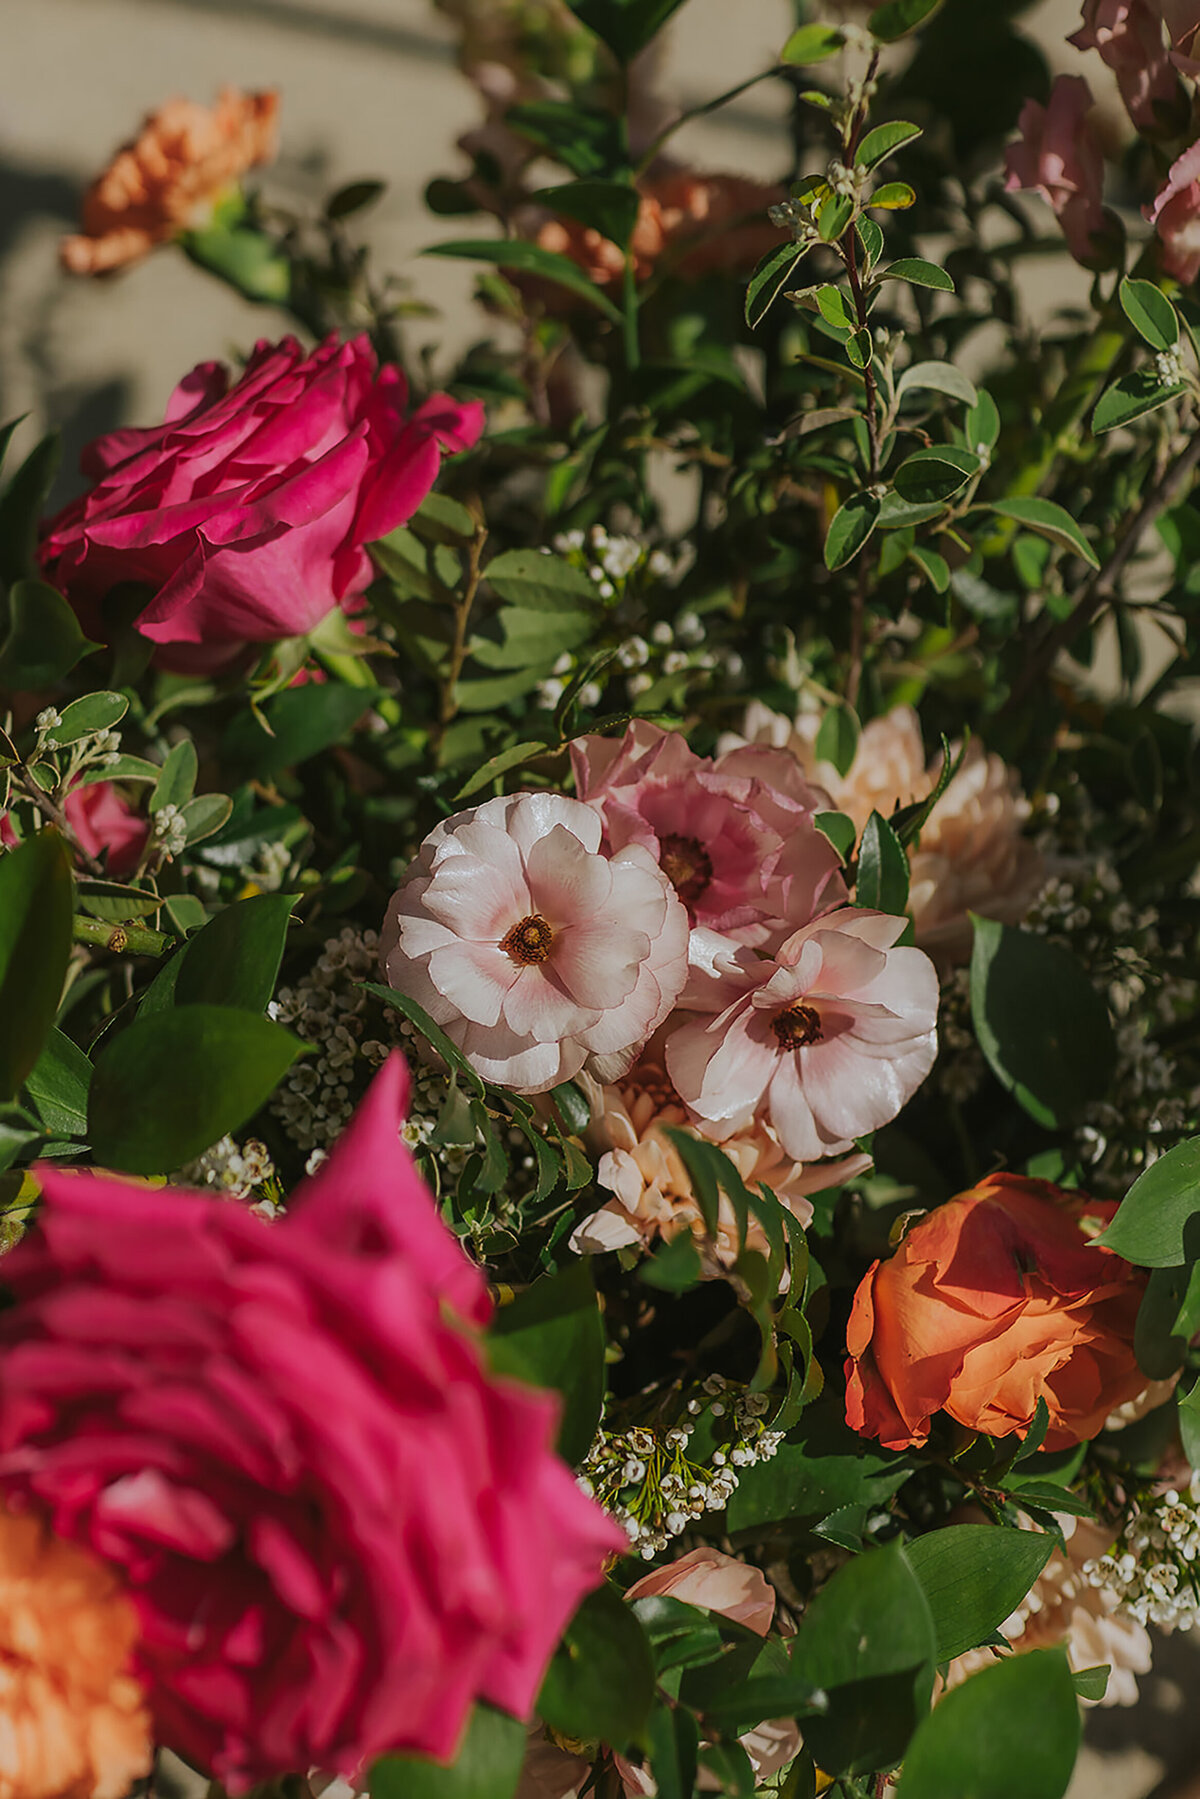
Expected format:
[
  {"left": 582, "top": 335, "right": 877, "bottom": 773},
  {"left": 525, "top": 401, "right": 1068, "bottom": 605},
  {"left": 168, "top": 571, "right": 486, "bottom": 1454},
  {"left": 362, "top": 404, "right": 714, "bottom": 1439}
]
[{"left": 4, "top": 2, "right": 1200, "bottom": 1795}]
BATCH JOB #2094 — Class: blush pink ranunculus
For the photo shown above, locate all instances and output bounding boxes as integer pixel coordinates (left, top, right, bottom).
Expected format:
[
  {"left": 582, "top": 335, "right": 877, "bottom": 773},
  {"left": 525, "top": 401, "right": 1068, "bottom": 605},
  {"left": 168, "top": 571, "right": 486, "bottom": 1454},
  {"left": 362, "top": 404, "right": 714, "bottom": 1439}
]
[
  {"left": 1147, "top": 138, "right": 1200, "bottom": 282},
  {"left": 571, "top": 722, "right": 845, "bottom": 947},
  {"left": 39, "top": 335, "right": 484, "bottom": 672},
  {"left": 381, "top": 792, "right": 690, "bottom": 1093},
  {"left": 1004, "top": 76, "right": 1110, "bottom": 267},
  {"left": 667, "top": 912, "right": 939, "bottom": 1162},
  {"left": 63, "top": 782, "right": 149, "bottom": 878},
  {"left": 0, "top": 1055, "right": 622, "bottom": 1786},
  {"left": 1069, "top": 1, "right": 1180, "bottom": 132}
]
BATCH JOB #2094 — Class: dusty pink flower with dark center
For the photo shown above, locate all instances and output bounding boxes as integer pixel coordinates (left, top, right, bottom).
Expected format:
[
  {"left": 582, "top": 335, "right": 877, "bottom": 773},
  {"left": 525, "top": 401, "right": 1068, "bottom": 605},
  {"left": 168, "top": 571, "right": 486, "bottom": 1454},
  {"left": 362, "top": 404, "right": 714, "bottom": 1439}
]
[
  {"left": 667, "top": 912, "right": 938, "bottom": 1161},
  {"left": 572, "top": 722, "right": 845, "bottom": 947},
  {"left": 0, "top": 1056, "right": 622, "bottom": 1784},
  {"left": 1069, "top": 1, "right": 1181, "bottom": 132},
  {"left": 1147, "top": 138, "right": 1200, "bottom": 282},
  {"left": 381, "top": 792, "right": 689, "bottom": 1093},
  {"left": 1004, "top": 76, "right": 1110, "bottom": 267}
]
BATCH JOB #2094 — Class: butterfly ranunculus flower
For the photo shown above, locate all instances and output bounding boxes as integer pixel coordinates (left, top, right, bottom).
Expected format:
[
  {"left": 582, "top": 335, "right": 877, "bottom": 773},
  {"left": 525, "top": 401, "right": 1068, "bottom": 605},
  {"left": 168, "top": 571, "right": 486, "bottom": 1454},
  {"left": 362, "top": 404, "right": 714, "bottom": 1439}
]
[
  {"left": 381, "top": 792, "right": 690, "bottom": 1093},
  {"left": 572, "top": 721, "right": 845, "bottom": 947},
  {"left": 667, "top": 912, "right": 938, "bottom": 1162},
  {"left": 1069, "top": 0, "right": 1181, "bottom": 132},
  {"left": 0, "top": 1502, "right": 151, "bottom": 1799},
  {"left": 60, "top": 87, "right": 280, "bottom": 276},
  {"left": 844, "top": 1173, "right": 1148, "bottom": 1452},
  {"left": 1004, "top": 76, "right": 1112, "bottom": 267},
  {"left": 0, "top": 1056, "right": 622, "bottom": 1785},
  {"left": 1147, "top": 138, "right": 1200, "bottom": 284},
  {"left": 39, "top": 334, "right": 484, "bottom": 671}
]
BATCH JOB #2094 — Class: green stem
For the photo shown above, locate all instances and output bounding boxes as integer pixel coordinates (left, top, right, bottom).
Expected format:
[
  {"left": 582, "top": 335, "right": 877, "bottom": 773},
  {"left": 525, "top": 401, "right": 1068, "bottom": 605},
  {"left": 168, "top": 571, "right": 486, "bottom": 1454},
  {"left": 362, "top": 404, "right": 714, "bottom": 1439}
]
[{"left": 72, "top": 915, "right": 172, "bottom": 957}]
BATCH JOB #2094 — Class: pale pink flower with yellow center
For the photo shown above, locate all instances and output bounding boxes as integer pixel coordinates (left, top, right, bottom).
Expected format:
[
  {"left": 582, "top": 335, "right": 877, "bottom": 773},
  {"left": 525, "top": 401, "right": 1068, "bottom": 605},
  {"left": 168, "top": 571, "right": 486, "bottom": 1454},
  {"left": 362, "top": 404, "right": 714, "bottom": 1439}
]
[
  {"left": 381, "top": 792, "right": 689, "bottom": 1093},
  {"left": 1147, "top": 138, "right": 1200, "bottom": 283},
  {"left": 572, "top": 721, "right": 844, "bottom": 947},
  {"left": 569, "top": 1059, "right": 871, "bottom": 1265},
  {"left": 668, "top": 912, "right": 938, "bottom": 1162},
  {"left": 1004, "top": 76, "right": 1110, "bottom": 267}
]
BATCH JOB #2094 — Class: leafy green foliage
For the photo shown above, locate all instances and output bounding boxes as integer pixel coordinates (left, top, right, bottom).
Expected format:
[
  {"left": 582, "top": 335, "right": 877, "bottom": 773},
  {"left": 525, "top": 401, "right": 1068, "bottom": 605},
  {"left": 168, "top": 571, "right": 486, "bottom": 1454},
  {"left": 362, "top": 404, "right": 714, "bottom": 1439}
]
[
  {"left": 904, "top": 1525, "right": 1053, "bottom": 1661},
  {"left": 426, "top": 239, "right": 624, "bottom": 322},
  {"left": 1097, "top": 1138, "right": 1200, "bottom": 1267},
  {"left": 539, "top": 1583, "right": 655, "bottom": 1749},
  {"left": 895, "top": 1649, "right": 1080, "bottom": 1799},
  {"left": 371, "top": 1705, "right": 527, "bottom": 1799},
  {"left": 488, "top": 1261, "right": 606, "bottom": 1463},
  {"left": 0, "top": 833, "right": 74, "bottom": 1102},
  {"left": 856, "top": 811, "right": 910, "bottom": 914}
]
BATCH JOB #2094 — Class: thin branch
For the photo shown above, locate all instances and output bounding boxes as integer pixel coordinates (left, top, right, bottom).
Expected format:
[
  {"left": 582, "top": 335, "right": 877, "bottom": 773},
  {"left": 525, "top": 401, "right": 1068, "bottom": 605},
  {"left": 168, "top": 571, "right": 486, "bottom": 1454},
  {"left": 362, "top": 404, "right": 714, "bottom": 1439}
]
[{"left": 9, "top": 769, "right": 104, "bottom": 876}]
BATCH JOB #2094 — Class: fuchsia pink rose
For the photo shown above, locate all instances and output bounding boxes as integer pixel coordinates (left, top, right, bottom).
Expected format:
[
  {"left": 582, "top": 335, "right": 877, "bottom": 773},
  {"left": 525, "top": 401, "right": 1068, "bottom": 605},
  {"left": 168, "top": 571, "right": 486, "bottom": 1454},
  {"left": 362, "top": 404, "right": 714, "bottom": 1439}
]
[
  {"left": 572, "top": 721, "right": 844, "bottom": 946},
  {"left": 1147, "top": 139, "right": 1200, "bottom": 282},
  {"left": 0, "top": 1056, "right": 621, "bottom": 1786},
  {"left": 1004, "top": 76, "right": 1110, "bottom": 266},
  {"left": 39, "top": 334, "right": 484, "bottom": 671},
  {"left": 381, "top": 791, "right": 690, "bottom": 1093},
  {"left": 667, "top": 912, "right": 939, "bottom": 1162},
  {"left": 63, "top": 782, "right": 149, "bottom": 878},
  {"left": 1069, "top": 1, "right": 1180, "bottom": 132}
]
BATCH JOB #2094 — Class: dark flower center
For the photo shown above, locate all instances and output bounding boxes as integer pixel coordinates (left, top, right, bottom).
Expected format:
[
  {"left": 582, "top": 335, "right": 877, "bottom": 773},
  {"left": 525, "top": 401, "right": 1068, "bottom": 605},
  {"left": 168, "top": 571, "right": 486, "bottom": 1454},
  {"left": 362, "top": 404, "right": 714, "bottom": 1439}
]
[
  {"left": 500, "top": 913, "right": 555, "bottom": 966},
  {"left": 771, "top": 1002, "right": 823, "bottom": 1050},
  {"left": 658, "top": 833, "right": 714, "bottom": 909}
]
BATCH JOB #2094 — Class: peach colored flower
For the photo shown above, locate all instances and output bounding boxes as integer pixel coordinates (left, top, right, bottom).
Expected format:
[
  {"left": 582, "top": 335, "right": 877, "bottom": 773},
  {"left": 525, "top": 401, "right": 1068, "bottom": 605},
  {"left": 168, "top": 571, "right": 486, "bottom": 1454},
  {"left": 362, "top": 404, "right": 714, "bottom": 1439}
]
[
  {"left": 1147, "top": 138, "right": 1200, "bottom": 283},
  {"left": 668, "top": 912, "right": 938, "bottom": 1163},
  {"left": 1069, "top": 1, "right": 1180, "bottom": 132},
  {"left": 845, "top": 1174, "right": 1148, "bottom": 1452},
  {"left": 1004, "top": 76, "right": 1110, "bottom": 267},
  {"left": 0, "top": 1502, "right": 151, "bottom": 1799},
  {"left": 569, "top": 1058, "right": 871, "bottom": 1265},
  {"left": 61, "top": 87, "right": 279, "bottom": 275},
  {"left": 381, "top": 792, "right": 689, "bottom": 1092},
  {"left": 627, "top": 1545, "right": 777, "bottom": 1633}
]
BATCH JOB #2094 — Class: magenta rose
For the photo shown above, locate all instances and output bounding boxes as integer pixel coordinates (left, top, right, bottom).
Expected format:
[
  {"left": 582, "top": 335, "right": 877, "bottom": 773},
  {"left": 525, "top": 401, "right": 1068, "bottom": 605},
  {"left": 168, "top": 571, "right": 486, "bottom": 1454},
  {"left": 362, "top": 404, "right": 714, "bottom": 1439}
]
[
  {"left": 0, "top": 1055, "right": 621, "bottom": 1785},
  {"left": 39, "top": 334, "right": 484, "bottom": 671}
]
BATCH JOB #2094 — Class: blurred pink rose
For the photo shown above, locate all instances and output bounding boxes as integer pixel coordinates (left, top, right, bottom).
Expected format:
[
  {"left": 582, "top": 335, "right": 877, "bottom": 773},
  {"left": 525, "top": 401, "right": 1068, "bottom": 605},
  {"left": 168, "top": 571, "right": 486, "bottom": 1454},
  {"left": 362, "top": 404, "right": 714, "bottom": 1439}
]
[
  {"left": 572, "top": 722, "right": 844, "bottom": 947},
  {"left": 1147, "top": 139, "right": 1200, "bottom": 282},
  {"left": 381, "top": 792, "right": 689, "bottom": 1093},
  {"left": 1004, "top": 76, "right": 1110, "bottom": 266},
  {"left": 0, "top": 1056, "right": 621, "bottom": 1784},
  {"left": 1069, "top": 1, "right": 1179, "bottom": 131},
  {"left": 63, "top": 782, "right": 148, "bottom": 878},
  {"left": 668, "top": 912, "right": 938, "bottom": 1161},
  {"left": 40, "top": 335, "right": 484, "bottom": 672}
]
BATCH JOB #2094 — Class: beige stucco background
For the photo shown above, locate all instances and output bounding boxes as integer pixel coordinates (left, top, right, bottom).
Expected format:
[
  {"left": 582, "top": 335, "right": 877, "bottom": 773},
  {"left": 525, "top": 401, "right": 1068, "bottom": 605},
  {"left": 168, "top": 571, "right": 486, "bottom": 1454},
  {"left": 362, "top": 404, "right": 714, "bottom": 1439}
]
[{"left": 3, "top": 4, "right": 1199, "bottom": 1794}]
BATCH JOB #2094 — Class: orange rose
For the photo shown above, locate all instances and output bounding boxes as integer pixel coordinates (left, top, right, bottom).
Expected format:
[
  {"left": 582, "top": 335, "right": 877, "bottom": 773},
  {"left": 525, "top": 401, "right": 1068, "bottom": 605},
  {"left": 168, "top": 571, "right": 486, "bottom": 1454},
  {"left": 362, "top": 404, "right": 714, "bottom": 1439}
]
[
  {"left": 844, "top": 1173, "right": 1148, "bottom": 1451},
  {"left": 61, "top": 87, "right": 279, "bottom": 275}
]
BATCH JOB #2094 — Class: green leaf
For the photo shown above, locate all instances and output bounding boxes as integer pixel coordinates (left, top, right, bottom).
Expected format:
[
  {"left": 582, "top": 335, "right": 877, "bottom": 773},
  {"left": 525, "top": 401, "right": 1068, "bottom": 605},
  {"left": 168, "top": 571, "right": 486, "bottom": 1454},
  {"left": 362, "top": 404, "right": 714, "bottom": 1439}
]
[
  {"left": 326, "top": 179, "right": 386, "bottom": 220},
  {"left": 371, "top": 1704, "right": 527, "bottom": 1799},
  {"left": 855, "top": 121, "right": 923, "bottom": 169},
  {"left": 222, "top": 683, "right": 381, "bottom": 780},
  {"left": 1135, "top": 1261, "right": 1200, "bottom": 1378},
  {"left": 88, "top": 1007, "right": 303, "bottom": 1174},
  {"left": 1178, "top": 1377, "right": 1200, "bottom": 1469},
  {"left": 893, "top": 446, "right": 979, "bottom": 504},
  {"left": 485, "top": 548, "right": 598, "bottom": 612},
  {"left": 1119, "top": 276, "right": 1179, "bottom": 351},
  {"left": 1073, "top": 1666, "right": 1110, "bottom": 1703},
  {"left": 904, "top": 1525, "right": 1053, "bottom": 1662},
  {"left": 868, "top": 0, "right": 945, "bottom": 40},
  {"left": 816, "top": 286, "right": 858, "bottom": 332},
  {"left": 0, "top": 833, "right": 74, "bottom": 1103},
  {"left": 563, "top": 0, "right": 690, "bottom": 61},
  {"left": 24, "top": 1027, "right": 92, "bottom": 1138},
  {"left": 472, "top": 606, "right": 596, "bottom": 669},
  {"left": 539, "top": 1582, "right": 655, "bottom": 1749},
  {"left": 791, "top": 1539, "right": 936, "bottom": 1775},
  {"left": 969, "top": 918, "right": 1116, "bottom": 1128},
  {"left": 0, "top": 579, "right": 98, "bottom": 689},
  {"left": 817, "top": 194, "right": 854, "bottom": 243},
  {"left": 150, "top": 739, "right": 198, "bottom": 814},
  {"left": 726, "top": 1401, "right": 911, "bottom": 1529},
  {"left": 845, "top": 327, "right": 873, "bottom": 370},
  {"left": 182, "top": 225, "right": 291, "bottom": 305},
  {"left": 1096, "top": 1137, "right": 1200, "bottom": 1267},
  {"left": 825, "top": 490, "right": 881, "bottom": 569},
  {"left": 1093, "top": 370, "right": 1186, "bottom": 434},
  {"left": 814, "top": 810, "right": 857, "bottom": 859},
  {"left": 782, "top": 22, "right": 844, "bottom": 62},
  {"left": 52, "top": 692, "right": 128, "bottom": 744},
  {"left": 454, "top": 740, "right": 550, "bottom": 800},
  {"left": 856, "top": 810, "right": 910, "bottom": 914},
  {"left": 983, "top": 499, "right": 1100, "bottom": 569},
  {"left": 879, "top": 256, "right": 953, "bottom": 292},
  {"left": 75, "top": 755, "right": 160, "bottom": 787},
  {"left": 488, "top": 1260, "right": 605, "bottom": 1464},
  {"left": 532, "top": 180, "right": 641, "bottom": 249},
  {"left": 411, "top": 492, "right": 477, "bottom": 544},
  {"left": 424, "top": 239, "right": 623, "bottom": 324},
  {"left": 858, "top": 218, "right": 885, "bottom": 265},
  {"left": 896, "top": 360, "right": 979, "bottom": 408},
  {"left": 895, "top": 1648, "right": 1079, "bottom": 1799},
  {"left": 507, "top": 100, "right": 625, "bottom": 181},
  {"left": 746, "top": 243, "right": 808, "bottom": 329},
  {"left": 647, "top": 1699, "right": 699, "bottom": 1799},
  {"left": 869, "top": 181, "right": 916, "bottom": 210},
  {"left": 908, "top": 545, "right": 951, "bottom": 591},
  {"left": 360, "top": 982, "right": 487, "bottom": 1100},
  {"left": 0, "top": 432, "right": 61, "bottom": 583},
  {"left": 180, "top": 794, "right": 234, "bottom": 846},
  {"left": 815, "top": 704, "right": 860, "bottom": 778},
  {"left": 640, "top": 1230, "right": 704, "bottom": 1290},
  {"left": 965, "top": 390, "right": 1001, "bottom": 453},
  {"left": 173, "top": 893, "right": 295, "bottom": 1014}
]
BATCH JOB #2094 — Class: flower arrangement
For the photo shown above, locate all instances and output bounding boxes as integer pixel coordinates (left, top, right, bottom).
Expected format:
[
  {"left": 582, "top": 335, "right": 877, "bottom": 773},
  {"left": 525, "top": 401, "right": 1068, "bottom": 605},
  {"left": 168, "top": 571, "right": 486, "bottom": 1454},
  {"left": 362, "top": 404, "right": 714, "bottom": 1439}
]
[{"left": 7, "top": 2, "right": 1200, "bottom": 1796}]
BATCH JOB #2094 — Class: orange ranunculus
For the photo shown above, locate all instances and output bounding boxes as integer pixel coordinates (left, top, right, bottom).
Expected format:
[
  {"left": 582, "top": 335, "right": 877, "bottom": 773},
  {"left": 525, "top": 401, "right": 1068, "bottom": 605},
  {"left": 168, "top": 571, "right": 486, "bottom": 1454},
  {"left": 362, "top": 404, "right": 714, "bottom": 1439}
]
[
  {"left": 61, "top": 87, "right": 279, "bottom": 275},
  {"left": 0, "top": 1502, "right": 151, "bottom": 1799},
  {"left": 844, "top": 1173, "right": 1148, "bottom": 1452}
]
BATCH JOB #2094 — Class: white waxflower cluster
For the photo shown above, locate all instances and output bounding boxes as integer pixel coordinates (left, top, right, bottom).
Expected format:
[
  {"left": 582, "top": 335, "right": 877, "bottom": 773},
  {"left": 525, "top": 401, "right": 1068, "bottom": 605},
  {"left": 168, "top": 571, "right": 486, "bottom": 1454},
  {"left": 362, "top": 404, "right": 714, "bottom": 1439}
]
[
  {"left": 153, "top": 803, "right": 189, "bottom": 860},
  {"left": 552, "top": 525, "right": 688, "bottom": 602},
  {"left": 1084, "top": 1488, "right": 1200, "bottom": 1631},
  {"left": 579, "top": 1377, "right": 783, "bottom": 1560},
  {"left": 270, "top": 926, "right": 400, "bottom": 1152},
  {"left": 931, "top": 965, "right": 988, "bottom": 1104},
  {"left": 180, "top": 1134, "right": 278, "bottom": 1209}
]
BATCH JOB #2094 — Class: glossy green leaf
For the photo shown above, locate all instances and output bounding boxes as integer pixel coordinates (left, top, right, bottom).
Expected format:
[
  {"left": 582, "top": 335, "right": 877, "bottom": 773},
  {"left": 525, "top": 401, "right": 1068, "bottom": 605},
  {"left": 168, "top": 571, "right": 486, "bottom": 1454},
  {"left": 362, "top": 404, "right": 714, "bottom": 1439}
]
[
  {"left": 880, "top": 256, "right": 953, "bottom": 292},
  {"left": 814, "top": 810, "right": 857, "bottom": 859},
  {"left": 472, "top": 606, "right": 595, "bottom": 669},
  {"left": 485, "top": 548, "right": 598, "bottom": 612},
  {"left": 1093, "top": 371, "right": 1186, "bottom": 434},
  {"left": 507, "top": 100, "right": 625, "bottom": 180},
  {"left": 965, "top": 389, "right": 1001, "bottom": 453},
  {"left": 1096, "top": 1137, "right": 1200, "bottom": 1267},
  {"left": 908, "top": 545, "right": 951, "bottom": 591},
  {"left": 424, "top": 239, "right": 623, "bottom": 323},
  {"left": 371, "top": 1704, "right": 527, "bottom": 1799},
  {"left": 969, "top": 917, "right": 1116, "bottom": 1128},
  {"left": 1134, "top": 1262, "right": 1200, "bottom": 1376},
  {"left": 223, "top": 684, "right": 381, "bottom": 780},
  {"left": 361, "top": 982, "right": 487, "bottom": 1099},
  {"left": 173, "top": 893, "right": 296, "bottom": 1014},
  {"left": 564, "top": 0, "right": 690, "bottom": 60},
  {"left": 746, "top": 243, "right": 808, "bottom": 329},
  {"left": 88, "top": 1006, "right": 303, "bottom": 1174},
  {"left": 825, "top": 491, "right": 882, "bottom": 569},
  {"left": 53, "top": 692, "right": 129, "bottom": 744},
  {"left": 894, "top": 446, "right": 979, "bottom": 504},
  {"left": 983, "top": 498, "right": 1100, "bottom": 568},
  {"left": 0, "top": 833, "right": 74, "bottom": 1102},
  {"left": 869, "top": 181, "right": 916, "bottom": 210},
  {"left": 868, "top": 0, "right": 945, "bottom": 39},
  {"left": 816, "top": 286, "right": 858, "bottom": 332},
  {"left": 454, "top": 740, "right": 550, "bottom": 801},
  {"left": 856, "top": 121, "right": 923, "bottom": 169},
  {"left": 532, "top": 180, "right": 641, "bottom": 249},
  {"left": 150, "top": 739, "right": 198, "bottom": 814},
  {"left": 0, "top": 432, "right": 61, "bottom": 583},
  {"left": 904, "top": 1525, "right": 1053, "bottom": 1662},
  {"left": 0, "top": 579, "right": 98, "bottom": 689},
  {"left": 896, "top": 360, "right": 978, "bottom": 407},
  {"left": 1072, "top": 1666, "right": 1111, "bottom": 1703},
  {"left": 815, "top": 704, "right": 860, "bottom": 777},
  {"left": 183, "top": 225, "right": 291, "bottom": 304},
  {"left": 1119, "top": 276, "right": 1179, "bottom": 351},
  {"left": 538, "top": 1582, "right": 655, "bottom": 1749},
  {"left": 781, "top": 22, "right": 844, "bottom": 62},
  {"left": 818, "top": 194, "right": 854, "bottom": 242},
  {"left": 856, "top": 810, "right": 910, "bottom": 914},
  {"left": 24, "top": 1027, "right": 92, "bottom": 1138},
  {"left": 180, "top": 794, "right": 234, "bottom": 846},
  {"left": 488, "top": 1260, "right": 605, "bottom": 1464},
  {"left": 726, "top": 1401, "right": 911, "bottom": 1529},
  {"left": 896, "top": 1649, "right": 1079, "bottom": 1799},
  {"left": 326, "top": 179, "right": 385, "bottom": 220}
]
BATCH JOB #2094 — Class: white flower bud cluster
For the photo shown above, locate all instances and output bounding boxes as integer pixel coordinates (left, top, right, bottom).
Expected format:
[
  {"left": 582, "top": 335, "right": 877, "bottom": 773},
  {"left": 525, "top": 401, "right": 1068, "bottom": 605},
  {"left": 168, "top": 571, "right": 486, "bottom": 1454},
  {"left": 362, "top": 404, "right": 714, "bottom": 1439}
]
[
  {"left": 180, "top": 1134, "right": 277, "bottom": 1202},
  {"left": 579, "top": 1377, "right": 783, "bottom": 1559},
  {"left": 1084, "top": 1489, "right": 1200, "bottom": 1631},
  {"left": 152, "top": 803, "right": 189, "bottom": 860}
]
